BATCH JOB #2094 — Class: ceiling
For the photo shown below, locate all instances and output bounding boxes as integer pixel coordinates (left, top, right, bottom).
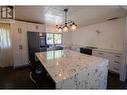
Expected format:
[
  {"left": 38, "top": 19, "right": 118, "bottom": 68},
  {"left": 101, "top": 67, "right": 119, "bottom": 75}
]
[{"left": 15, "top": 6, "right": 127, "bottom": 27}]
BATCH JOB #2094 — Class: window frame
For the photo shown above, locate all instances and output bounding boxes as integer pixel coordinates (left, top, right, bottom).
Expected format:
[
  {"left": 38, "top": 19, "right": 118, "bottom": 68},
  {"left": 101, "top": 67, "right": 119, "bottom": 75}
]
[{"left": 46, "top": 33, "right": 63, "bottom": 45}]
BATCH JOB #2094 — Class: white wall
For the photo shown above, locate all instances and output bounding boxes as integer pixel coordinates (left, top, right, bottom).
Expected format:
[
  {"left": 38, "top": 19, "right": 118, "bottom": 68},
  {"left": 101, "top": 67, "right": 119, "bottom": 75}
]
[
  {"left": 63, "top": 32, "right": 72, "bottom": 47},
  {"left": 72, "top": 17, "right": 126, "bottom": 50}
]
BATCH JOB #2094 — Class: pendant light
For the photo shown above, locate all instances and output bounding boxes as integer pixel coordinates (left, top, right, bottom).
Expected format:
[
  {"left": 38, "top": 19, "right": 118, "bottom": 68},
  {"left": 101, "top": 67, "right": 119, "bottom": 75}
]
[
  {"left": 58, "top": 27, "right": 62, "bottom": 32},
  {"left": 56, "top": 8, "right": 77, "bottom": 32},
  {"left": 70, "top": 22, "right": 77, "bottom": 31},
  {"left": 63, "top": 23, "right": 69, "bottom": 32}
]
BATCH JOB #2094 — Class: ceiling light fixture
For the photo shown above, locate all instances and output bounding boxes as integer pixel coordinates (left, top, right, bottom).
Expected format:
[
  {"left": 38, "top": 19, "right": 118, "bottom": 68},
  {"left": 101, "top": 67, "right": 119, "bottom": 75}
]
[{"left": 56, "top": 8, "right": 77, "bottom": 32}]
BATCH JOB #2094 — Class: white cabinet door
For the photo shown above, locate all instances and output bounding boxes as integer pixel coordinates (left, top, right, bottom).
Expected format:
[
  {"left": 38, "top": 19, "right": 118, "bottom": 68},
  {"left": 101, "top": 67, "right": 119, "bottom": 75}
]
[
  {"left": 110, "top": 54, "right": 122, "bottom": 74},
  {"left": 12, "top": 22, "right": 22, "bottom": 67},
  {"left": 21, "top": 50, "right": 29, "bottom": 65},
  {"left": 12, "top": 35, "right": 22, "bottom": 67},
  {"left": 20, "top": 22, "right": 29, "bottom": 65},
  {"left": 35, "top": 24, "right": 45, "bottom": 32},
  {"left": 27, "top": 23, "right": 45, "bottom": 32},
  {"left": 12, "top": 21, "right": 29, "bottom": 67},
  {"left": 27, "top": 23, "right": 36, "bottom": 32}
]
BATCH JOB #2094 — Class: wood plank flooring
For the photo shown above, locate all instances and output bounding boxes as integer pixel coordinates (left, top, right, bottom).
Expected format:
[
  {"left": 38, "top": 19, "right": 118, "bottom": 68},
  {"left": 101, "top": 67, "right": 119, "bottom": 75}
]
[{"left": 0, "top": 66, "right": 127, "bottom": 89}]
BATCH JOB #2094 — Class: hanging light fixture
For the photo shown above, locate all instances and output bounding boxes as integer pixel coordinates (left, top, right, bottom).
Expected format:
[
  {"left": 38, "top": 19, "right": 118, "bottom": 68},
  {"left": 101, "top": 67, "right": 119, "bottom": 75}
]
[
  {"left": 58, "top": 27, "right": 62, "bottom": 32},
  {"left": 56, "top": 8, "right": 77, "bottom": 32},
  {"left": 63, "top": 23, "right": 69, "bottom": 32},
  {"left": 70, "top": 22, "right": 77, "bottom": 31}
]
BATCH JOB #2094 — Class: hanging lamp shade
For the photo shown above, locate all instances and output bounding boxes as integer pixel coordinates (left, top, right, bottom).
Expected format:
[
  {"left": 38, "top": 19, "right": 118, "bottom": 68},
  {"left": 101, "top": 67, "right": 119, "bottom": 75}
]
[
  {"left": 70, "top": 22, "right": 77, "bottom": 31},
  {"left": 63, "top": 23, "right": 69, "bottom": 32},
  {"left": 58, "top": 27, "right": 62, "bottom": 32}
]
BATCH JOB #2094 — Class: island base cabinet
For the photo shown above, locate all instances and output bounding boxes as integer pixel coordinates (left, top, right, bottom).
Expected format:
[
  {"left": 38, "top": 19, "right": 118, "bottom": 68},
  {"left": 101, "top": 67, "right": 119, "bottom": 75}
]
[{"left": 56, "top": 61, "right": 108, "bottom": 89}]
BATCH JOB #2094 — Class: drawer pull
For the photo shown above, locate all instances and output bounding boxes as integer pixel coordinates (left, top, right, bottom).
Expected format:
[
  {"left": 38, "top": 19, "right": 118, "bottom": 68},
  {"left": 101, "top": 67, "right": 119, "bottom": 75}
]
[
  {"left": 36, "top": 25, "right": 39, "bottom": 29},
  {"left": 18, "top": 28, "right": 22, "bottom": 33},
  {"left": 19, "top": 45, "right": 23, "bottom": 50},
  {"left": 20, "top": 28, "right": 22, "bottom": 33}
]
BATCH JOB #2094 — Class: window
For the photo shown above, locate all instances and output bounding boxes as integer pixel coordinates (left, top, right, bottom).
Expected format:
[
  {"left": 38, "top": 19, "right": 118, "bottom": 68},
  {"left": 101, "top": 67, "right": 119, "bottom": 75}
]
[
  {"left": 46, "top": 34, "right": 54, "bottom": 44},
  {"left": 46, "top": 33, "right": 62, "bottom": 45},
  {"left": 0, "top": 23, "right": 11, "bottom": 49},
  {"left": 54, "top": 34, "right": 62, "bottom": 44},
  {"left": 0, "top": 23, "right": 13, "bottom": 67}
]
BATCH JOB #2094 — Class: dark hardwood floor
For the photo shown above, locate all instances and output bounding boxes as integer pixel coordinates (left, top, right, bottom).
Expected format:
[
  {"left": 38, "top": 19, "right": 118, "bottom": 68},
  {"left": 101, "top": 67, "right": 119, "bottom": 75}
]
[
  {"left": 0, "top": 66, "right": 127, "bottom": 89},
  {"left": 0, "top": 66, "right": 36, "bottom": 89}
]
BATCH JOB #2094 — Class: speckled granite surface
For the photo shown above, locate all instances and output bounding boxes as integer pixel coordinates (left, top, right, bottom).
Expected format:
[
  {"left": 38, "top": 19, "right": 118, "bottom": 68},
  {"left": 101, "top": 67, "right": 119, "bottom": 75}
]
[{"left": 36, "top": 50, "right": 108, "bottom": 89}]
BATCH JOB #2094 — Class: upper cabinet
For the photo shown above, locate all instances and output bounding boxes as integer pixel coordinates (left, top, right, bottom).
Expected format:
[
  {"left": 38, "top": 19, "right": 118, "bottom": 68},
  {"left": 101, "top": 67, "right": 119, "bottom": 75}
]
[{"left": 27, "top": 22, "right": 46, "bottom": 32}]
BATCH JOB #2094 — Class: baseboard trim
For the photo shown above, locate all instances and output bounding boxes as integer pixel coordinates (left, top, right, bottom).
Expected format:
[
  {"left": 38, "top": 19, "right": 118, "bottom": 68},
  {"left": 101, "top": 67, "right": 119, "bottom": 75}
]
[{"left": 14, "top": 64, "right": 30, "bottom": 69}]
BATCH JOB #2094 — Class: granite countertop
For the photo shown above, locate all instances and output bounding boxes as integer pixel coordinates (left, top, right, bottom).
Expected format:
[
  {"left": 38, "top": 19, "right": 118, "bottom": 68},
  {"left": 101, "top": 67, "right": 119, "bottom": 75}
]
[{"left": 36, "top": 50, "right": 108, "bottom": 83}]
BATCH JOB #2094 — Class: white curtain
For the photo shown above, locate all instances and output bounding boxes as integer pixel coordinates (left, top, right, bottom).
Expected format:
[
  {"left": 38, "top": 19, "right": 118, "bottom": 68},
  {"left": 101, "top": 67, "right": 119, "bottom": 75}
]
[{"left": 0, "top": 23, "right": 13, "bottom": 67}]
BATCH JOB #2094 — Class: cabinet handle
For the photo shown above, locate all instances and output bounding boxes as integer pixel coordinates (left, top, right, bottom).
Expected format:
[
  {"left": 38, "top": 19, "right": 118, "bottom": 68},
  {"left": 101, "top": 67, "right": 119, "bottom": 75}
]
[
  {"left": 19, "top": 45, "right": 23, "bottom": 50},
  {"left": 18, "top": 28, "right": 22, "bottom": 33},
  {"left": 36, "top": 25, "right": 39, "bottom": 30},
  {"left": 18, "top": 28, "right": 20, "bottom": 33},
  {"left": 20, "top": 28, "right": 22, "bottom": 33}
]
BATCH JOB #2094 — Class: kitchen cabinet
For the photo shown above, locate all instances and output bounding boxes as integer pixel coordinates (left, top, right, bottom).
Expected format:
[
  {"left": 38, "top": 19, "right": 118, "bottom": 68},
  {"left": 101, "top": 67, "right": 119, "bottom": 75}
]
[
  {"left": 110, "top": 54, "right": 122, "bottom": 73},
  {"left": 27, "top": 23, "right": 45, "bottom": 32},
  {"left": 93, "top": 49, "right": 122, "bottom": 74},
  {"left": 11, "top": 21, "right": 46, "bottom": 67},
  {"left": 12, "top": 21, "right": 29, "bottom": 67}
]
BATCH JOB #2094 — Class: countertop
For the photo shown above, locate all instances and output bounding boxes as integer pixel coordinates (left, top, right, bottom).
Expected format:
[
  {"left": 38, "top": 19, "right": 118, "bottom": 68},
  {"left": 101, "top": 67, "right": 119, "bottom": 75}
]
[
  {"left": 36, "top": 50, "right": 108, "bottom": 83},
  {"left": 65, "top": 45, "right": 123, "bottom": 54}
]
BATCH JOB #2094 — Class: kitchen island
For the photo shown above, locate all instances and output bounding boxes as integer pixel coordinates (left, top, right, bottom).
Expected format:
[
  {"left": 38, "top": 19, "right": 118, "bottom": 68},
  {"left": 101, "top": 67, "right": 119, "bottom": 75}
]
[{"left": 35, "top": 50, "right": 108, "bottom": 89}]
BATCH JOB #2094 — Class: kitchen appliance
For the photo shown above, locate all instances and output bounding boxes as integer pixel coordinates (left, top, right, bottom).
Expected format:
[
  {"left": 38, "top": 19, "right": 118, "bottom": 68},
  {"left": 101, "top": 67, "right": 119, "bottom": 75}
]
[
  {"left": 80, "top": 46, "right": 97, "bottom": 55},
  {"left": 27, "top": 32, "right": 48, "bottom": 64}
]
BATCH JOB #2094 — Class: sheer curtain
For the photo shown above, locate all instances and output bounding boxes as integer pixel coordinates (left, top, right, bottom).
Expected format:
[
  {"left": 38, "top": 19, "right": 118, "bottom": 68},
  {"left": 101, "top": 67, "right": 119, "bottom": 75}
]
[{"left": 0, "top": 23, "right": 13, "bottom": 67}]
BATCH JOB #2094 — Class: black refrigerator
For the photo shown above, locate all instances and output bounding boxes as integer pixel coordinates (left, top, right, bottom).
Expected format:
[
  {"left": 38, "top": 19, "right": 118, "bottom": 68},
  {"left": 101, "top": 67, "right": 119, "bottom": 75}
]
[{"left": 27, "top": 32, "right": 48, "bottom": 64}]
